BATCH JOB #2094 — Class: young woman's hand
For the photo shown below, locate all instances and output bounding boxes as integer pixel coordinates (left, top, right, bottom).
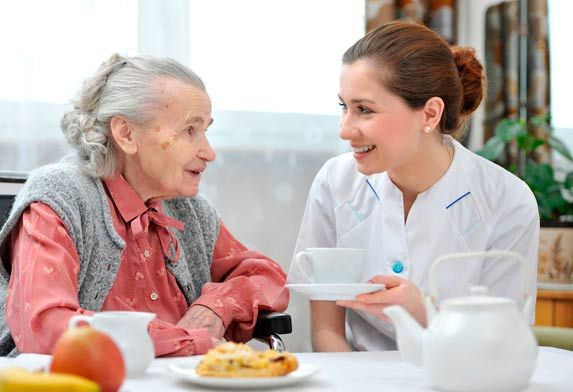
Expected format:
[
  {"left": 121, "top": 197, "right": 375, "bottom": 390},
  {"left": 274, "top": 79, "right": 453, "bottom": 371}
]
[{"left": 337, "top": 275, "right": 427, "bottom": 327}]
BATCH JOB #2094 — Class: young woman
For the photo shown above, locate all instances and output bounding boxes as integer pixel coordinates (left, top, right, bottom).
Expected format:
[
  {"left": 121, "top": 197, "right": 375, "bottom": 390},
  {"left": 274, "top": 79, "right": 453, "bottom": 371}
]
[{"left": 290, "top": 21, "right": 539, "bottom": 352}]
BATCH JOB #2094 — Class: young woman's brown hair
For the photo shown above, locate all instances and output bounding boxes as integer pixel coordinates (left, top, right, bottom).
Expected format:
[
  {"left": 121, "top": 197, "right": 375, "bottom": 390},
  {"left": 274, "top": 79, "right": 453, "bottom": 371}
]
[{"left": 342, "top": 21, "right": 485, "bottom": 136}]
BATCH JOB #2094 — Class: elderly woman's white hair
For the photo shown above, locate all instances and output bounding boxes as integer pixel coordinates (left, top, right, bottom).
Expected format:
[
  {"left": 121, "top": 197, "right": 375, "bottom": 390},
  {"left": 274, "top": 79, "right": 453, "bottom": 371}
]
[{"left": 61, "top": 53, "right": 206, "bottom": 178}]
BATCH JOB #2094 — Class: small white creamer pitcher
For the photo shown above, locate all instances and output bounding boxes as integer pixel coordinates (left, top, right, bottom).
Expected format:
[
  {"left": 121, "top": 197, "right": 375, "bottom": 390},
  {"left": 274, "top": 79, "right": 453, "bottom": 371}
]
[{"left": 69, "top": 311, "right": 156, "bottom": 378}]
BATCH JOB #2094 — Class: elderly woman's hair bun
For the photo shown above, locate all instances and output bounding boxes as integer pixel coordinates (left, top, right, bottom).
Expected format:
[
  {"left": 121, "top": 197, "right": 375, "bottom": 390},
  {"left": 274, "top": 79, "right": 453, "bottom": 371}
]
[
  {"left": 60, "top": 108, "right": 112, "bottom": 177},
  {"left": 60, "top": 53, "right": 205, "bottom": 178},
  {"left": 60, "top": 53, "right": 129, "bottom": 178}
]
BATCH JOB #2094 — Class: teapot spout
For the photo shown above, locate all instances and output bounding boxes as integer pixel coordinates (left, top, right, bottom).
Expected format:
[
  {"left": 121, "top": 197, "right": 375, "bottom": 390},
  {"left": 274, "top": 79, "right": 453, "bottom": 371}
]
[{"left": 383, "top": 306, "right": 425, "bottom": 367}]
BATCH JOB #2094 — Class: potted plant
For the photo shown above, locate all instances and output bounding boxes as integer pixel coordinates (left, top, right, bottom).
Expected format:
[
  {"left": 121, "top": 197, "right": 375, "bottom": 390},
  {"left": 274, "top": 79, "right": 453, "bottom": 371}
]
[{"left": 478, "top": 115, "right": 573, "bottom": 286}]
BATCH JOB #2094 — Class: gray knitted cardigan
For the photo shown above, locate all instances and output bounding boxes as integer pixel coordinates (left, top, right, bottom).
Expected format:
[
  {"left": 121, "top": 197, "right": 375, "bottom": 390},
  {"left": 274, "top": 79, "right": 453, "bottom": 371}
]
[{"left": 0, "top": 154, "right": 219, "bottom": 356}]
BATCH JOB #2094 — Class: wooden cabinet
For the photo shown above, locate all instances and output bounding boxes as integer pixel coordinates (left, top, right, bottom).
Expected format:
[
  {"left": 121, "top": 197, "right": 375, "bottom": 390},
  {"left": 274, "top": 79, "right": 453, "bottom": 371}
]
[{"left": 535, "top": 290, "right": 573, "bottom": 327}]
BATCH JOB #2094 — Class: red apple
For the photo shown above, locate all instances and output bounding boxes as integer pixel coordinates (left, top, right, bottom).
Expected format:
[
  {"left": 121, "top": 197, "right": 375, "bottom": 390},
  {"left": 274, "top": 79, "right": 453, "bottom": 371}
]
[{"left": 50, "top": 326, "right": 125, "bottom": 392}]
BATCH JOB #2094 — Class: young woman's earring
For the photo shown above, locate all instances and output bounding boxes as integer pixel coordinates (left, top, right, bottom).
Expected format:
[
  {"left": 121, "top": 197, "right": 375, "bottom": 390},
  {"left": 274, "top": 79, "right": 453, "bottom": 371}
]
[{"left": 424, "top": 126, "right": 432, "bottom": 133}]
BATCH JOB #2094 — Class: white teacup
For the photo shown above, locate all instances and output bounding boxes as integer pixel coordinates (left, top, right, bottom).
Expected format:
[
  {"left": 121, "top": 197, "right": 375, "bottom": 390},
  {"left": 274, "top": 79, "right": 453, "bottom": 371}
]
[
  {"left": 69, "top": 311, "right": 155, "bottom": 378},
  {"left": 294, "top": 248, "right": 367, "bottom": 284}
]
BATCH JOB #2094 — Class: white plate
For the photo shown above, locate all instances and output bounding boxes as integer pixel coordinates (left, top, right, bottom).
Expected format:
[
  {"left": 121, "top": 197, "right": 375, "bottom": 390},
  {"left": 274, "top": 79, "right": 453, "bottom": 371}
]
[
  {"left": 286, "top": 283, "right": 385, "bottom": 300},
  {"left": 169, "top": 361, "right": 320, "bottom": 390}
]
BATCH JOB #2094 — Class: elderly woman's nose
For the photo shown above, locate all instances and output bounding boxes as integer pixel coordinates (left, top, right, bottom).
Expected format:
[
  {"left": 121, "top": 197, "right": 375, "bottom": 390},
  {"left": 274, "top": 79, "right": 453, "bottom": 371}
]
[{"left": 199, "top": 137, "right": 216, "bottom": 162}]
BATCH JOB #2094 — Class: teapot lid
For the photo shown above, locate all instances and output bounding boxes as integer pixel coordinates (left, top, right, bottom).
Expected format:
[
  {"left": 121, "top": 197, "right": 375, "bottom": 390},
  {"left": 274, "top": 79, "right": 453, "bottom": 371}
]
[{"left": 441, "top": 286, "right": 515, "bottom": 310}]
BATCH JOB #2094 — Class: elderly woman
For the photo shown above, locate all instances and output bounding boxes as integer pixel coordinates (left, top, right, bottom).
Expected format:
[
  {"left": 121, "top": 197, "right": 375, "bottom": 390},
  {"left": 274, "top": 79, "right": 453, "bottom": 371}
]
[{"left": 0, "top": 54, "right": 289, "bottom": 356}]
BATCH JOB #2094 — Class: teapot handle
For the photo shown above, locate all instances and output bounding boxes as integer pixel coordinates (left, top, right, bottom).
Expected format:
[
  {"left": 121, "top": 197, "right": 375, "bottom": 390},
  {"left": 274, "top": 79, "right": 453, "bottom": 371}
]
[{"left": 428, "top": 250, "right": 530, "bottom": 312}]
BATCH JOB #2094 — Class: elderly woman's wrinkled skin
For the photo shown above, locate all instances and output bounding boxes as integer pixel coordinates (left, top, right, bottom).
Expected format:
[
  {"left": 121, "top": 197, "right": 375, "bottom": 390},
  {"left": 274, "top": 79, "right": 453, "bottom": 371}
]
[
  {"left": 109, "top": 77, "right": 225, "bottom": 342},
  {"left": 110, "top": 77, "right": 216, "bottom": 203}
]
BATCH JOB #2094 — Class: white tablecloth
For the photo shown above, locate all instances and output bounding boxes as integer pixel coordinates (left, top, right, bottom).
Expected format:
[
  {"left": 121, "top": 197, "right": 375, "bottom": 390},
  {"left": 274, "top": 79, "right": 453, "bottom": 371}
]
[{"left": 2, "top": 347, "right": 572, "bottom": 391}]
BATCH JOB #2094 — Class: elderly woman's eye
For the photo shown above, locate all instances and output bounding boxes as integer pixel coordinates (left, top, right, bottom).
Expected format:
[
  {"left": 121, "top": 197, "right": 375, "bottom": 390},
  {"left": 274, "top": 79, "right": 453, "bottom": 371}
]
[{"left": 187, "top": 127, "right": 194, "bottom": 134}]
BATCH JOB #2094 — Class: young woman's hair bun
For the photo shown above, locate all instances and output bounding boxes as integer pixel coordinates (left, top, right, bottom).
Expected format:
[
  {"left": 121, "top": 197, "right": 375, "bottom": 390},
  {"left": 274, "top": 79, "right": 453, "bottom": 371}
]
[{"left": 452, "top": 46, "right": 485, "bottom": 117}]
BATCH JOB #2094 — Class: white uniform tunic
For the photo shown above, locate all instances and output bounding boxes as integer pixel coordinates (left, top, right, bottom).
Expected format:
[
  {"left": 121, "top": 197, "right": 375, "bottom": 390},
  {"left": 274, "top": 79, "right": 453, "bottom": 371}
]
[{"left": 290, "top": 139, "right": 539, "bottom": 351}]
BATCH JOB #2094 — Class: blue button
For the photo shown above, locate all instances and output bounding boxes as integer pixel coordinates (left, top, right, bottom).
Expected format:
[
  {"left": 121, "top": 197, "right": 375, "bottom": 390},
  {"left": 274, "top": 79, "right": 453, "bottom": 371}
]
[{"left": 392, "top": 260, "right": 404, "bottom": 274}]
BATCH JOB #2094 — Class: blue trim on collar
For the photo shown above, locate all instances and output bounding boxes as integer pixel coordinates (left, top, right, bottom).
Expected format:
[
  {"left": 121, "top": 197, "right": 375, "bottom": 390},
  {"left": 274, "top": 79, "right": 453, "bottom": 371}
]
[
  {"left": 446, "top": 191, "right": 471, "bottom": 209},
  {"left": 365, "top": 178, "right": 380, "bottom": 202}
]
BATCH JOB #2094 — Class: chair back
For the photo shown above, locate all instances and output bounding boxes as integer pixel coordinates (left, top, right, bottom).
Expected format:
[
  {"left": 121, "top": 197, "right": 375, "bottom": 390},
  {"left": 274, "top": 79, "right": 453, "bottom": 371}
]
[
  {"left": 0, "top": 195, "right": 16, "bottom": 227},
  {"left": 0, "top": 171, "right": 27, "bottom": 227}
]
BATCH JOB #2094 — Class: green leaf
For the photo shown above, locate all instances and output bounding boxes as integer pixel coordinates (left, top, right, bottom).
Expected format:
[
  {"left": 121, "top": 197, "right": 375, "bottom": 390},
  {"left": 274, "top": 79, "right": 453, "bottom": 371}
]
[
  {"left": 477, "top": 136, "right": 505, "bottom": 161},
  {"left": 548, "top": 135, "right": 573, "bottom": 161},
  {"left": 530, "top": 138, "right": 545, "bottom": 151},
  {"left": 565, "top": 172, "right": 573, "bottom": 189},
  {"left": 524, "top": 162, "right": 555, "bottom": 192},
  {"left": 530, "top": 114, "right": 551, "bottom": 128},
  {"left": 494, "top": 119, "right": 527, "bottom": 142},
  {"left": 544, "top": 188, "right": 567, "bottom": 210},
  {"left": 516, "top": 133, "right": 541, "bottom": 153},
  {"left": 536, "top": 197, "right": 554, "bottom": 221}
]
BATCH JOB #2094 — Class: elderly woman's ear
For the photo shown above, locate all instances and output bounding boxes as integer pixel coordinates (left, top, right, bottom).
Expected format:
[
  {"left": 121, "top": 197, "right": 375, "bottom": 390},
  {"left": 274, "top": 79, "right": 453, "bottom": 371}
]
[{"left": 110, "top": 116, "right": 138, "bottom": 155}]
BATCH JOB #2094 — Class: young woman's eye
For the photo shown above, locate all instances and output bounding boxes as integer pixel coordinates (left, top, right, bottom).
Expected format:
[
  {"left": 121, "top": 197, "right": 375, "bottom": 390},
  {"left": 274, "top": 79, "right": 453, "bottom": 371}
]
[
  {"left": 358, "top": 106, "right": 372, "bottom": 114},
  {"left": 338, "top": 102, "right": 347, "bottom": 110}
]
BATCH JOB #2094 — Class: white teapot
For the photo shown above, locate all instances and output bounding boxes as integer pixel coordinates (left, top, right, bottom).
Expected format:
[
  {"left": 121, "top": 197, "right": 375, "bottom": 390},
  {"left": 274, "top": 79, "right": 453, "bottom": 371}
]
[{"left": 383, "top": 251, "right": 537, "bottom": 392}]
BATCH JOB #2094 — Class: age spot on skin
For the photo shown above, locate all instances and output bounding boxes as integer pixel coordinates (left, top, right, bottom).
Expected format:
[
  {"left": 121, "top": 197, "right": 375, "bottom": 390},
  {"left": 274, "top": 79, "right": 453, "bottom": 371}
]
[
  {"left": 154, "top": 125, "right": 161, "bottom": 132},
  {"left": 160, "top": 134, "right": 178, "bottom": 150}
]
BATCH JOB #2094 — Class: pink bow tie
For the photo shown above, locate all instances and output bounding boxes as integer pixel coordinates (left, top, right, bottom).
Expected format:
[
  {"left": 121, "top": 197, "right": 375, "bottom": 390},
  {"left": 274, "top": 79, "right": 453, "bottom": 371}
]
[{"left": 130, "top": 208, "right": 185, "bottom": 263}]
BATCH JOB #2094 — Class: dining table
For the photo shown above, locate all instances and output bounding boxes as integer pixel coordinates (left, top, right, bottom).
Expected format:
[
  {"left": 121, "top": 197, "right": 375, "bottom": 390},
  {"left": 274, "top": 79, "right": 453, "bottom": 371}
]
[{"left": 1, "top": 346, "right": 572, "bottom": 391}]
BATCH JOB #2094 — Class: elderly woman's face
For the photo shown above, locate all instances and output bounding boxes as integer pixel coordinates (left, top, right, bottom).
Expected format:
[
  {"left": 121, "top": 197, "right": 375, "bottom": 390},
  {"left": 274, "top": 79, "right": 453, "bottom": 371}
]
[{"left": 128, "top": 77, "right": 215, "bottom": 201}]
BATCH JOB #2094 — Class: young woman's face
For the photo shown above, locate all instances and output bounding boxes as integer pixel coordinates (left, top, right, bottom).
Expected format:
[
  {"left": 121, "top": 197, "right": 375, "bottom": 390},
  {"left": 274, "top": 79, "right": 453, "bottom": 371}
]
[{"left": 338, "top": 60, "right": 426, "bottom": 175}]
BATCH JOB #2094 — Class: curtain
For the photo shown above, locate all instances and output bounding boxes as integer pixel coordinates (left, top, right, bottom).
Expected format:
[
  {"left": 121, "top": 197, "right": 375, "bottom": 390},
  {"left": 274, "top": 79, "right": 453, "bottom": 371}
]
[
  {"left": 365, "top": 0, "right": 460, "bottom": 140},
  {"left": 484, "top": 0, "right": 550, "bottom": 163},
  {"left": 366, "top": 0, "right": 456, "bottom": 43},
  {"left": 528, "top": 0, "right": 551, "bottom": 163}
]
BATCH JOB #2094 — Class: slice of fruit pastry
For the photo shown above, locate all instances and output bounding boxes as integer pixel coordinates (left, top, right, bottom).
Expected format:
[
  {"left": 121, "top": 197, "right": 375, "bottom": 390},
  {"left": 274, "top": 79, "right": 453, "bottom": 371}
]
[{"left": 196, "top": 342, "right": 298, "bottom": 378}]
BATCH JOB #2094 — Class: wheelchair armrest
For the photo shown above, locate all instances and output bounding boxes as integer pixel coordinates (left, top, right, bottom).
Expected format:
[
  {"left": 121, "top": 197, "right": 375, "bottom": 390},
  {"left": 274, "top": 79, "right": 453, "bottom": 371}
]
[{"left": 253, "top": 312, "right": 292, "bottom": 339}]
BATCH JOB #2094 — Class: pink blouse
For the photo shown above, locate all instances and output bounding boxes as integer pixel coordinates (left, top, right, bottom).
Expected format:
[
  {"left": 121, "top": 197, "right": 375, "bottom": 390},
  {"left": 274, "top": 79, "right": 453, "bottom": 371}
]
[{"left": 5, "top": 176, "right": 288, "bottom": 357}]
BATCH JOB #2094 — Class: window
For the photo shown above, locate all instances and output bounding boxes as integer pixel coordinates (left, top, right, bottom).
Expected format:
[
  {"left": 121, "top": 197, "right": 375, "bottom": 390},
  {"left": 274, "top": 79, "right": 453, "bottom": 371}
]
[
  {"left": 549, "top": 0, "right": 573, "bottom": 151},
  {"left": 0, "top": 0, "right": 365, "bottom": 171}
]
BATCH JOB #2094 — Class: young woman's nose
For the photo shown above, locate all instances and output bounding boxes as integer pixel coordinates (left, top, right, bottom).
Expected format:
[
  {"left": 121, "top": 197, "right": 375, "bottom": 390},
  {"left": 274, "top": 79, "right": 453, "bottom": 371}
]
[{"left": 339, "top": 113, "right": 359, "bottom": 140}]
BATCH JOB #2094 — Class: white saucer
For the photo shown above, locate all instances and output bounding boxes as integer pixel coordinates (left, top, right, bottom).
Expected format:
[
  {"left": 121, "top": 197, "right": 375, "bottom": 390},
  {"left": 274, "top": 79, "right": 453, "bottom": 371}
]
[
  {"left": 286, "top": 283, "right": 385, "bottom": 300},
  {"left": 169, "top": 361, "right": 320, "bottom": 390}
]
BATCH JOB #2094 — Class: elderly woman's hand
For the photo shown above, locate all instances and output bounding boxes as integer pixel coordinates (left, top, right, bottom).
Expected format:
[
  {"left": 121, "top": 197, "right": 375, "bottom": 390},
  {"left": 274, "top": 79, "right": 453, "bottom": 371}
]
[
  {"left": 336, "top": 275, "right": 427, "bottom": 327},
  {"left": 177, "top": 305, "right": 225, "bottom": 340},
  {"left": 211, "top": 337, "right": 223, "bottom": 347}
]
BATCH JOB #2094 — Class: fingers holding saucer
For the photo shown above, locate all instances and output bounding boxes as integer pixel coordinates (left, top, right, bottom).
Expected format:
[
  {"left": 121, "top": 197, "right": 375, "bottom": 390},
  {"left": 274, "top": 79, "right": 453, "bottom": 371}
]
[{"left": 336, "top": 300, "right": 391, "bottom": 322}]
